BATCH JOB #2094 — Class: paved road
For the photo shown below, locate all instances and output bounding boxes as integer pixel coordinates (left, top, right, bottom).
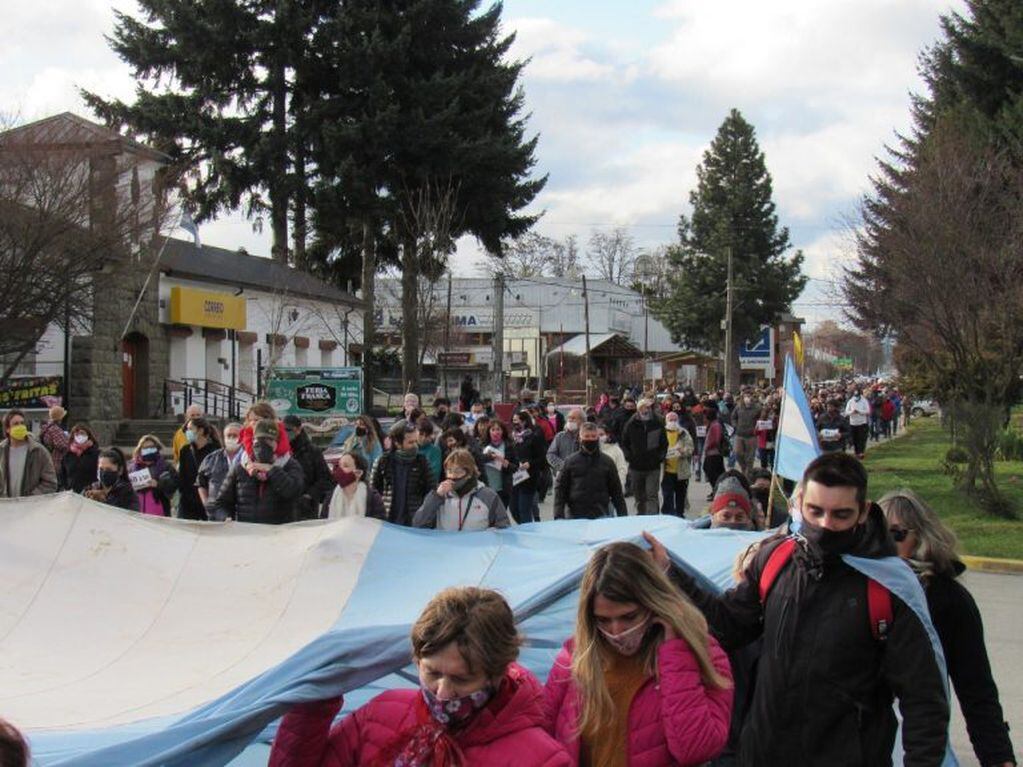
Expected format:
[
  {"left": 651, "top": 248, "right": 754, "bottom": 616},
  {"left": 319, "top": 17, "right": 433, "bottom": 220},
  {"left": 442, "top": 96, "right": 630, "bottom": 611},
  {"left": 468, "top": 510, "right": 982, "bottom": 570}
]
[{"left": 952, "top": 571, "right": 1022, "bottom": 766}]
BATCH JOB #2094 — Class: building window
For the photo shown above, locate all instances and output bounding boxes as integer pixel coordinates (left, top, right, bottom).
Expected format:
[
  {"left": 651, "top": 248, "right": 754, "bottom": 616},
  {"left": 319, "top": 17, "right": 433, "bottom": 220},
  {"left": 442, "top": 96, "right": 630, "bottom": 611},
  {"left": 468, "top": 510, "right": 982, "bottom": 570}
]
[
  {"left": 295, "top": 345, "right": 308, "bottom": 367},
  {"left": 0, "top": 351, "right": 37, "bottom": 377}
]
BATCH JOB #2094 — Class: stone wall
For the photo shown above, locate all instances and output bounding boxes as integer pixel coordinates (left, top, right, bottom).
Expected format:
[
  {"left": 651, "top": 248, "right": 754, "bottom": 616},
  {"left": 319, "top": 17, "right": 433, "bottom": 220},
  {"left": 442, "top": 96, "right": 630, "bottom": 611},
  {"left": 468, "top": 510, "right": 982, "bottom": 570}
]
[{"left": 70, "top": 250, "right": 171, "bottom": 426}]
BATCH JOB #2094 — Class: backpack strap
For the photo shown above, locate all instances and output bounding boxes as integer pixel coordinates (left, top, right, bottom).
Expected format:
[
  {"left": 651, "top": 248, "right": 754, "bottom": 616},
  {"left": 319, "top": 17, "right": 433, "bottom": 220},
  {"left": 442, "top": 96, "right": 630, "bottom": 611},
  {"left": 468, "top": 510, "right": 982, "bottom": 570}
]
[
  {"left": 867, "top": 578, "right": 894, "bottom": 641},
  {"left": 758, "top": 537, "right": 797, "bottom": 602},
  {"left": 758, "top": 537, "right": 894, "bottom": 642}
]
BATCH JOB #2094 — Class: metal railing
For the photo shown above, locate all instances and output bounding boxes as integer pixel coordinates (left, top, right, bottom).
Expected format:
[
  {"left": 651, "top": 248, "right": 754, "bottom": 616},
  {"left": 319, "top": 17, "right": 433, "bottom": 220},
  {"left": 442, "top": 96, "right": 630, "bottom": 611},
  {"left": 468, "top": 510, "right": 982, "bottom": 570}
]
[{"left": 161, "top": 378, "right": 256, "bottom": 421}]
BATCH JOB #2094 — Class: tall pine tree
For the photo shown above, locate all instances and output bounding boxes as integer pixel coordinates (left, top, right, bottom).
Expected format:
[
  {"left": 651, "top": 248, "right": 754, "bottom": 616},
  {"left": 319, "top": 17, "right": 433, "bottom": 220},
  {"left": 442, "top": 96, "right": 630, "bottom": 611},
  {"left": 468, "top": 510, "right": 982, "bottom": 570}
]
[
  {"left": 655, "top": 109, "right": 805, "bottom": 390},
  {"left": 82, "top": 0, "right": 325, "bottom": 263},
  {"left": 306, "top": 0, "right": 545, "bottom": 393},
  {"left": 845, "top": 1, "right": 1023, "bottom": 511}
]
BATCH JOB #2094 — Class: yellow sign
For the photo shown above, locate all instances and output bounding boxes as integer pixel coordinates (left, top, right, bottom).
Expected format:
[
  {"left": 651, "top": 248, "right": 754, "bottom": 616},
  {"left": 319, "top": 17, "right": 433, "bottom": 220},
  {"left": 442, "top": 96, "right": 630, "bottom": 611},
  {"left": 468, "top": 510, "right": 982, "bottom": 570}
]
[{"left": 169, "top": 287, "right": 246, "bottom": 330}]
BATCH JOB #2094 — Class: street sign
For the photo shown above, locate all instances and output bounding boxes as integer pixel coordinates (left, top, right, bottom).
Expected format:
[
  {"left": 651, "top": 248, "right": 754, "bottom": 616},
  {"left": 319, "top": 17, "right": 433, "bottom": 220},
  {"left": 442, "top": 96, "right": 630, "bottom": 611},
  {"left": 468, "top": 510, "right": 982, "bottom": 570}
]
[
  {"left": 266, "top": 367, "right": 363, "bottom": 417},
  {"left": 739, "top": 327, "right": 775, "bottom": 373}
]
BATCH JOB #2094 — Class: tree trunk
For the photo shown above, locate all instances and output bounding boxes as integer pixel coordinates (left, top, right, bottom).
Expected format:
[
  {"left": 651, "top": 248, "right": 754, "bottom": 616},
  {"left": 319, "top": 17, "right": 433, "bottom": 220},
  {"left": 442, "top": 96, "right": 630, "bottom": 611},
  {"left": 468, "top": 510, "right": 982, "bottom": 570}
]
[
  {"left": 292, "top": 107, "right": 307, "bottom": 269},
  {"left": 400, "top": 234, "right": 421, "bottom": 395},
  {"left": 361, "top": 220, "right": 377, "bottom": 414},
  {"left": 269, "top": 50, "right": 289, "bottom": 264}
]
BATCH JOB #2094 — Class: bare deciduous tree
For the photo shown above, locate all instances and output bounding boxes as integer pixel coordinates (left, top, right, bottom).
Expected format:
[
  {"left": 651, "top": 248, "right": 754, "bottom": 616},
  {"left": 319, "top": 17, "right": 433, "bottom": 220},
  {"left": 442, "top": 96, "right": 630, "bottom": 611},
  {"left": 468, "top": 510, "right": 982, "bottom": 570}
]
[
  {"left": 845, "top": 118, "right": 1023, "bottom": 516},
  {"left": 0, "top": 117, "right": 169, "bottom": 385},
  {"left": 586, "top": 227, "right": 636, "bottom": 285},
  {"left": 478, "top": 232, "right": 581, "bottom": 279},
  {"left": 397, "top": 178, "right": 462, "bottom": 392}
]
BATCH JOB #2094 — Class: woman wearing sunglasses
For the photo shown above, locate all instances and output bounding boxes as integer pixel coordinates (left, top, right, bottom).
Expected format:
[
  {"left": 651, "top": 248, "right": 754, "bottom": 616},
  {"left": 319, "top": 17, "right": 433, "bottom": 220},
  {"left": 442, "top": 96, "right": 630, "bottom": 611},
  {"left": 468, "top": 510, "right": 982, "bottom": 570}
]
[{"left": 878, "top": 489, "right": 1016, "bottom": 767}]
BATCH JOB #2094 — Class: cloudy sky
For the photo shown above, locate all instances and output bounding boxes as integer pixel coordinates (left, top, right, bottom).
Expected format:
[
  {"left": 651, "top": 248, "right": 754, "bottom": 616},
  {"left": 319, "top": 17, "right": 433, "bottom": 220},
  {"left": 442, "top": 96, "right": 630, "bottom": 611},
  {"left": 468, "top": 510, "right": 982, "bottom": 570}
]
[{"left": 3, "top": 0, "right": 964, "bottom": 326}]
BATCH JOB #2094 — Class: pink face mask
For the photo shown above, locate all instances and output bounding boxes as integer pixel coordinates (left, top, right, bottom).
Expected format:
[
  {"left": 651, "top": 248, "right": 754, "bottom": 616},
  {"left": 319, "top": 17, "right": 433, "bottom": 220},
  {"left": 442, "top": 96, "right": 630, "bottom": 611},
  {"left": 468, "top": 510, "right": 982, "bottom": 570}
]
[{"left": 599, "top": 614, "right": 652, "bottom": 656}]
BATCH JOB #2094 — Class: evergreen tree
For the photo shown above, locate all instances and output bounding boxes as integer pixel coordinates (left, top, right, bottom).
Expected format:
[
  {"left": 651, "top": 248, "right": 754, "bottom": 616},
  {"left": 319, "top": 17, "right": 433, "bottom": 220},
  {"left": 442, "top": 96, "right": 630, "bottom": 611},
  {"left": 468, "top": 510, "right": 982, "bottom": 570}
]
[
  {"left": 654, "top": 109, "right": 805, "bottom": 390},
  {"left": 306, "top": 0, "right": 545, "bottom": 393},
  {"left": 845, "top": 1, "right": 1023, "bottom": 513},
  {"left": 82, "top": 0, "right": 324, "bottom": 263}
]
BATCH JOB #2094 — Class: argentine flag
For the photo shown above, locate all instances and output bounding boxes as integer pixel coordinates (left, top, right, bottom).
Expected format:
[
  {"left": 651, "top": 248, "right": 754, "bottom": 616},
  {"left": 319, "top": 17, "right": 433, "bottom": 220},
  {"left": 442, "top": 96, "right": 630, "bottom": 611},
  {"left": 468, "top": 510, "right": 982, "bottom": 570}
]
[{"left": 774, "top": 354, "right": 821, "bottom": 481}]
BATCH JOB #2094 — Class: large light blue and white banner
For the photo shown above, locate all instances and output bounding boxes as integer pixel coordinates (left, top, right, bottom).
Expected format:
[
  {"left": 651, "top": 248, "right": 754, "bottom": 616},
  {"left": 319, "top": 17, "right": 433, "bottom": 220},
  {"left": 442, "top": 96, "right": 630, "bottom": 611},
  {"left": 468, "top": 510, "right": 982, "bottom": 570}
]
[{"left": 1, "top": 493, "right": 955, "bottom": 766}]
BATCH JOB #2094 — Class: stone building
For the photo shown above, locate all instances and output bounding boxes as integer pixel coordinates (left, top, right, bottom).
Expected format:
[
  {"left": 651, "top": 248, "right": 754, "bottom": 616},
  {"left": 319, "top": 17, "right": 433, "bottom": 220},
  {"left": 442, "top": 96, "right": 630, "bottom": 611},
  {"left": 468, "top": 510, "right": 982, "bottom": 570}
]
[{"left": 0, "top": 113, "right": 363, "bottom": 442}]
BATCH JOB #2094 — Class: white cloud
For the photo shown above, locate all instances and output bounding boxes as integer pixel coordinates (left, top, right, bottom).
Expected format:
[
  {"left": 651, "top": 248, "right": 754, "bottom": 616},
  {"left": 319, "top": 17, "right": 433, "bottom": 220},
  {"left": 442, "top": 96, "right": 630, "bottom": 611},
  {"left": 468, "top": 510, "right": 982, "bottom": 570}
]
[
  {"left": 646, "top": 0, "right": 959, "bottom": 115},
  {"left": 507, "top": 17, "right": 618, "bottom": 82}
]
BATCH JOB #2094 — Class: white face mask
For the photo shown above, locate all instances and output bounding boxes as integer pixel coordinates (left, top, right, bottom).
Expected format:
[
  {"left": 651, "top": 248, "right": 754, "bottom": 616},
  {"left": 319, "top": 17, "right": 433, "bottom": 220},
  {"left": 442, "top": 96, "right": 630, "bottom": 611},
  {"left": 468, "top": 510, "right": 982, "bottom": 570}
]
[
  {"left": 74, "top": 434, "right": 89, "bottom": 445},
  {"left": 599, "top": 614, "right": 652, "bottom": 656},
  {"left": 224, "top": 437, "right": 240, "bottom": 452},
  {"left": 666, "top": 420, "right": 680, "bottom": 431},
  {"left": 566, "top": 421, "right": 579, "bottom": 432}
]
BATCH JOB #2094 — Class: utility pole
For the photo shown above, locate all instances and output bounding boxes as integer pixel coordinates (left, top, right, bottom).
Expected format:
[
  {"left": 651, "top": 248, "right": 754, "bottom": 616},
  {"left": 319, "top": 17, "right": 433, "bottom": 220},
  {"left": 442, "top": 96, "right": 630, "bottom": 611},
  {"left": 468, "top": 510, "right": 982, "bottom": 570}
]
[
  {"left": 643, "top": 291, "right": 649, "bottom": 387},
  {"left": 443, "top": 272, "right": 452, "bottom": 396},
  {"left": 724, "top": 246, "right": 734, "bottom": 391},
  {"left": 582, "top": 274, "right": 592, "bottom": 407},
  {"left": 492, "top": 272, "right": 504, "bottom": 403},
  {"left": 536, "top": 302, "right": 545, "bottom": 397}
]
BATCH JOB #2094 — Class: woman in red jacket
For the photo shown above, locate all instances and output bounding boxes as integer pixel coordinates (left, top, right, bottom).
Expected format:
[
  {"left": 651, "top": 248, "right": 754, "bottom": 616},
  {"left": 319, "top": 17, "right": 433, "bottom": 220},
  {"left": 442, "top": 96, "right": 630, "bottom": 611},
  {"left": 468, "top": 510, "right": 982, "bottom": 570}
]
[
  {"left": 544, "top": 542, "right": 733, "bottom": 767},
  {"left": 269, "top": 587, "right": 569, "bottom": 767}
]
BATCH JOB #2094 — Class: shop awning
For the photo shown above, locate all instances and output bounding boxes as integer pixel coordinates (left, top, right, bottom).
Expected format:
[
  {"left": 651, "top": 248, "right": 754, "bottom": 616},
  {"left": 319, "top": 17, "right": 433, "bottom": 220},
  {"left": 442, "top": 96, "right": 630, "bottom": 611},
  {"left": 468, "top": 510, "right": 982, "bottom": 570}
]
[{"left": 546, "top": 333, "right": 643, "bottom": 359}]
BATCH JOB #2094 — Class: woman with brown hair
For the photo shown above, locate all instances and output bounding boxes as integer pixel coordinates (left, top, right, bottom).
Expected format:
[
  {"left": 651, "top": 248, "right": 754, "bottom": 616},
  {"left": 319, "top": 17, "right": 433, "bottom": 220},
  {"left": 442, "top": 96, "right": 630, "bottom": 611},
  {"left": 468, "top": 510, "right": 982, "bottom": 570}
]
[
  {"left": 269, "top": 587, "right": 569, "bottom": 766},
  {"left": 544, "top": 542, "right": 732, "bottom": 766}
]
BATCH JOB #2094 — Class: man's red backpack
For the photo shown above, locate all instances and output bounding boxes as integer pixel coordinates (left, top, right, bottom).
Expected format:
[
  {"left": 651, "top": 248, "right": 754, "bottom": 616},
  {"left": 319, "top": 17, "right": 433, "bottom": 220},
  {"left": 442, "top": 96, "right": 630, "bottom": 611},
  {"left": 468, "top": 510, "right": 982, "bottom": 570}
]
[{"left": 758, "top": 537, "right": 893, "bottom": 641}]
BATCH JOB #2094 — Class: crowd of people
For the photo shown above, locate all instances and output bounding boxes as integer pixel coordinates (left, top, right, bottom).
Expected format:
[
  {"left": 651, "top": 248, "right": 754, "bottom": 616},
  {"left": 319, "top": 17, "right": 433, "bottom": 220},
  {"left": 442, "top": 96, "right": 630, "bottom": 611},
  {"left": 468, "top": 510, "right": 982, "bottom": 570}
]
[{"left": 0, "top": 379, "right": 1015, "bottom": 767}]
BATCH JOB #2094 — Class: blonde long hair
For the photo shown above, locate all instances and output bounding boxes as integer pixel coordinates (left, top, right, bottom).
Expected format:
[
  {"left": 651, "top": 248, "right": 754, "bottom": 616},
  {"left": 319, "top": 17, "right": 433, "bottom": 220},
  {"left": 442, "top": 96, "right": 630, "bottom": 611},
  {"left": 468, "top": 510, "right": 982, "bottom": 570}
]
[
  {"left": 877, "top": 489, "right": 960, "bottom": 577},
  {"left": 572, "top": 542, "right": 730, "bottom": 741}
]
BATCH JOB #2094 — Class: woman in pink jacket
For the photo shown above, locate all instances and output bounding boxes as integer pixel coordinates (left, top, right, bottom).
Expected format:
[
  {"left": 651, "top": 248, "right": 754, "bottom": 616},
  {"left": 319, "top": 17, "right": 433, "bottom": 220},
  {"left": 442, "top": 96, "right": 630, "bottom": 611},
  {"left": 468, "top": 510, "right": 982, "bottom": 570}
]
[
  {"left": 545, "top": 541, "right": 733, "bottom": 767},
  {"left": 269, "top": 586, "right": 569, "bottom": 767}
]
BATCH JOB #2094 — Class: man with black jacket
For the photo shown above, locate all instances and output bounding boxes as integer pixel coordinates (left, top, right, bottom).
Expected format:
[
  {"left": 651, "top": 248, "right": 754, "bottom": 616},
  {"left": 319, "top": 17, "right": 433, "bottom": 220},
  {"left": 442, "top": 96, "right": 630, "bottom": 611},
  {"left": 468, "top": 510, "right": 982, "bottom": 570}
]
[
  {"left": 553, "top": 422, "right": 627, "bottom": 519},
  {"left": 371, "top": 419, "right": 436, "bottom": 526},
  {"left": 651, "top": 452, "right": 950, "bottom": 767},
  {"left": 283, "top": 415, "right": 333, "bottom": 520},
  {"left": 621, "top": 398, "right": 668, "bottom": 515}
]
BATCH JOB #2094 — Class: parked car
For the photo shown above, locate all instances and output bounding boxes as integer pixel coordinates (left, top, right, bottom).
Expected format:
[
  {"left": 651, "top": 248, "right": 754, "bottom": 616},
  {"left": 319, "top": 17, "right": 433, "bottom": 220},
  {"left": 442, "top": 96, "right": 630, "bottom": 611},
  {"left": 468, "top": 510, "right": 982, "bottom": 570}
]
[{"left": 911, "top": 399, "right": 940, "bottom": 417}]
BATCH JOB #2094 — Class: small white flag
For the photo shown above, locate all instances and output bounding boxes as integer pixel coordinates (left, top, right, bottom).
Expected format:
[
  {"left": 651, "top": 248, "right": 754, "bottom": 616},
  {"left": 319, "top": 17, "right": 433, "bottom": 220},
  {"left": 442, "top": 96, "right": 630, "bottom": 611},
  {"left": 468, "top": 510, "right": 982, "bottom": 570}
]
[{"left": 178, "top": 211, "right": 201, "bottom": 248}]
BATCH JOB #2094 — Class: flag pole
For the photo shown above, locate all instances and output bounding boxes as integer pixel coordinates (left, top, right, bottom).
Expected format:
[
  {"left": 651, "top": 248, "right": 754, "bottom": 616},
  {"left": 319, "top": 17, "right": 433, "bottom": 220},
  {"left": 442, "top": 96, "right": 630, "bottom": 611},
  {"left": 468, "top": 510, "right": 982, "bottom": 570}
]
[{"left": 766, "top": 354, "right": 791, "bottom": 524}]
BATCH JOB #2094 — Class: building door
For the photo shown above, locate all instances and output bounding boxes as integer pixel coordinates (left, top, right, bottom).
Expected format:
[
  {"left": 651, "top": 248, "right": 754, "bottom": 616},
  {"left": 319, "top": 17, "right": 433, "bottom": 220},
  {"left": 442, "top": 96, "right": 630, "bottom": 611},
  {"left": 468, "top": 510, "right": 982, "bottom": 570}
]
[{"left": 121, "top": 333, "right": 150, "bottom": 419}]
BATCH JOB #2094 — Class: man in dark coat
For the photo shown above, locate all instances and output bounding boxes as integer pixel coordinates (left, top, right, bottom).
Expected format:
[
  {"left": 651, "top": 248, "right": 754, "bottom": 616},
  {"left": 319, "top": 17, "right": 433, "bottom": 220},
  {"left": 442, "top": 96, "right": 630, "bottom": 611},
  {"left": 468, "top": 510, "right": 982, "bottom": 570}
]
[
  {"left": 658, "top": 453, "right": 950, "bottom": 767},
  {"left": 283, "top": 415, "right": 333, "bottom": 520},
  {"left": 370, "top": 419, "right": 435, "bottom": 526},
  {"left": 209, "top": 419, "right": 305, "bottom": 524},
  {"left": 620, "top": 398, "right": 667, "bottom": 515},
  {"left": 553, "top": 422, "right": 626, "bottom": 519}
]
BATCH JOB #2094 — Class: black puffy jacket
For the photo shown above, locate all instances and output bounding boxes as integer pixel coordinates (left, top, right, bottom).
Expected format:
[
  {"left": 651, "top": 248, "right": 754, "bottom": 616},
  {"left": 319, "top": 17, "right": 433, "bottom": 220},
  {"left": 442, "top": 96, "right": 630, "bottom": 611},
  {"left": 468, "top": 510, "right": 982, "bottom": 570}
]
[
  {"left": 288, "top": 431, "right": 333, "bottom": 520},
  {"left": 553, "top": 448, "right": 626, "bottom": 519},
  {"left": 210, "top": 457, "right": 305, "bottom": 525},
  {"left": 671, "top": 506, "right": 950, "bottom": 767}
]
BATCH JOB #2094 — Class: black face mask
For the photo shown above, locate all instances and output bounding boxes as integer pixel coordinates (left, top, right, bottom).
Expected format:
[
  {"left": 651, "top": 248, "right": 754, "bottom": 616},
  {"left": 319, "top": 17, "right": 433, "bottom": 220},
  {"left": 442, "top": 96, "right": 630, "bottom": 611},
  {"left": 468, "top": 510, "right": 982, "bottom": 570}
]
[
  {"left": 99, "top": 469, "right": 120, "bottom": 488},
  {"left": 580, "top": 440, "right": 599, "bottom": 454},
  {"left": 801, "top": 520, "right": 865, "bottom": 556},
  {"left": 254, "top": 442, "right": 275, "bottom": 464},
  {"left": 752, "top": 488, "right": 770, "bottom": 508},
  {"left": 355, "top": 426, "right": 368, "bottom": 437}
]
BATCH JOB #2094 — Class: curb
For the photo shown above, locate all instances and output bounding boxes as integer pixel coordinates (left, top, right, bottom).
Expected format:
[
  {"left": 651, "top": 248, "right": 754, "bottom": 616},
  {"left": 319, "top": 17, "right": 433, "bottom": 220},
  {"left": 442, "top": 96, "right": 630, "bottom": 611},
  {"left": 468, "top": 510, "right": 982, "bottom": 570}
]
[{"left": 961, "top": 555, "right": 1023, "bottom": 575}]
